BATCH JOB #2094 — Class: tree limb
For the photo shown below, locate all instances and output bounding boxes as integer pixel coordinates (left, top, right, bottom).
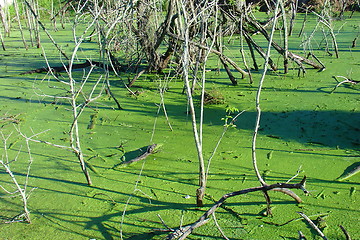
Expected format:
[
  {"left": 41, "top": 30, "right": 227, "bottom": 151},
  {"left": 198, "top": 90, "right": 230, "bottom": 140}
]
[{"left": 166, "top": 176, "right": 308, "bottom": 240}]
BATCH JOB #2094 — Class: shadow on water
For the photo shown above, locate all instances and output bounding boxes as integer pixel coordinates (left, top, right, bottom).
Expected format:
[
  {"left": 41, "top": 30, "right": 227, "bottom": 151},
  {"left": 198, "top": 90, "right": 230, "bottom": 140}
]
[
  {"left": 234, "top": 110, "right": 360, "bottom": 149},
  {"left": 127, "top": 96, "right": 360, "bottom": 149}
]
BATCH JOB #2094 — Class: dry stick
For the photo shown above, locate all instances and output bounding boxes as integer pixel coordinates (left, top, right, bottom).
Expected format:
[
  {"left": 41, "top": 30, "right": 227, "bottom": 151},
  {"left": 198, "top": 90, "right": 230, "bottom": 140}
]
[
  {"left": 190, "top": 1, "right": 219, "bottom": 207},
  {"left": 13, "top": 0, "right": 28, "bottom": 50},
  {"left": 205, "top": 111, "right": 245, "bottom": 183},
  {"left": 191, "top": 17, "right": 207, "bottom": 94},
  {"left": 301, "top": 7, "right": 339, "bottom": 58},
  {"left": 212, "top": 211, "right": 229, "bottom": 240},
  {"left": 297, "top": 212, "right": 328, "bottom": 240},
  {"left": 151, "top": 78, "right": 173, "bottom": 141},
  {"left": 166, "top": 177, "right": 308, "bottom": 240},
  {"left": 167, "top": 32, "right": 248, "bottom": 78},
  {"left": 66, "top": 15, "right": 104, "bottom": 185},
  {"left": 128, "top": 69, "right": 146, "bottom": 87},
  {"left": 119, "top": 162, "right": 151, "bottom": 240},
  {"left": 339, "top": 225, "right": 352, "bottom": 240},
  {"left": 288, "top": 0, "right": 297, "bottom": 36},
  {"left": 331, "top": 75, "right": 359, "bottom": 93},
  {"left": 242, "top": 30, "right": 277, "bottom": 71},
  {"left": 243, "top": 32, "right": 259, "bottom": 71},
  {"left": 31, "top": 0, "right": 40, "bottom": 48},
  {"left": 298, "top": 8, "right": 308, "bottom": 37},
  {"left": 102, "top": 51, "right": 123, "bottom": 110},
  {"left": 105, "top": 48, "right": 137, "bottom": 98},
  {"left": 0, "top": 132, "right": 32, "bottom": 223},
  {"left": 198, "top": 3, "right": 218, "bottom": 156},
  {"left": 246, "top": 15, "right": 323, "bottom": 70},
  {"left": 24, "top": 0, "right": 69, "bottom": 60},
  {"left": 298, "top": 231, "right": 307, "bottom": 240},
  {"left": 307, "top": 52, "right": 326, "bottom": 70},
  {"left": 264, "top": 212, "right": 329, "bottom": 227},
  {"left": 239, "top": 14, "right": 253, "bottom": 84},
  {"left": 213, "top": 33, "right": 238, "bottom": 85},
  {"left": 17, "top": 128, "right": 72, "bottom": 151}
]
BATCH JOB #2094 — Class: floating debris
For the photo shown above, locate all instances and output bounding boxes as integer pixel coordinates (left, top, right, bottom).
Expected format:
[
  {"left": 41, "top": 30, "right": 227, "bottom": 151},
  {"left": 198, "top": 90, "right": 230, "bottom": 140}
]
[{"left": 336, "top": 162, "right": 360, "bottom": 181}]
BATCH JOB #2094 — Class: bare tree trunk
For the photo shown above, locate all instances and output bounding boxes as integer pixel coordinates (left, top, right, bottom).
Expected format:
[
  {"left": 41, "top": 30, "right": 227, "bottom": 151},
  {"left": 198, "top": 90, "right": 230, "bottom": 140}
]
[
  {"left": 0, "top": 6, "right": 9, "bottom": 36},
  {"left": 280, "top": 0, "right": 289, "bottom": 73},
  {"left": 14, "top": 0, "right": 28, "bottom": 49}
]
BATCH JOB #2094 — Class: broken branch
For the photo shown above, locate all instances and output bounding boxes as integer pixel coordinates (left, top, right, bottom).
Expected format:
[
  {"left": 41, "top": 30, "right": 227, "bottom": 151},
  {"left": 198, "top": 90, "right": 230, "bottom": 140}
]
[{"left": 166, "top": 176, "right": 308, "bottom": 240}]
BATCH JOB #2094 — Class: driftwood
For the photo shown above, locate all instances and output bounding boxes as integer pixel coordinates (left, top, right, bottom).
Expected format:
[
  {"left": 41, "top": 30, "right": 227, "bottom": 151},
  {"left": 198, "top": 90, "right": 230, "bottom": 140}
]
[
  {"left": 336, "top": 162, "right": 360, "bottom": 181},
  {"left": 165, "top": 176, "right": 308, "bottom": 240},
  {"left": 113, "top": 144, "right": 159, "bottom": 168},
  {"left": 331, "top": 76, "right": 359, "bottom": 93}
]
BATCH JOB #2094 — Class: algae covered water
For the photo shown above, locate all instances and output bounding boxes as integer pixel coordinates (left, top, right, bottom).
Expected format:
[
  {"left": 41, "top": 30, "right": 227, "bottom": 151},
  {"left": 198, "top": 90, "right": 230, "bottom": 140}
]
[{"left": 0, "top": 11, "right": 359, "bottom": 240}]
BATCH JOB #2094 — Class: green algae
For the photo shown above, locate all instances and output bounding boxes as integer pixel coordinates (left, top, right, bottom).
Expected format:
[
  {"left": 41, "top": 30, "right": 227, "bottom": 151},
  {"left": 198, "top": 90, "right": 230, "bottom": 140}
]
[{"left": 0, "top": 12, "right": 359, "bottom": 240}]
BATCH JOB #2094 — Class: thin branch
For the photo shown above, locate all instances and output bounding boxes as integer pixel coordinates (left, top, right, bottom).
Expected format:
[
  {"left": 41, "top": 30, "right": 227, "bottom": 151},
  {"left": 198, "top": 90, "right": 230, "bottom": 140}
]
[
  {"left": 167, "top": 177, "right": 308, "bottom": 240},
  {"left": 212, "top": 211, "right": 229, "bottom": 240},
  {"left": 297, "top": 212, "right": 328, "bottom": 240},
  {"left": 339, "top": 225, "right": 352, "bottom": 240},
  {"left": 252, "top": 0, "right": 280, "bottom": 186}
]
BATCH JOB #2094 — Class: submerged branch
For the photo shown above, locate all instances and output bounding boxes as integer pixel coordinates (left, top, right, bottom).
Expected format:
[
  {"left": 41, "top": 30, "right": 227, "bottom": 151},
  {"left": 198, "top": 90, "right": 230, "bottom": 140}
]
[{"left": 20, "top": 60, "right": 127, "bottom": 75}]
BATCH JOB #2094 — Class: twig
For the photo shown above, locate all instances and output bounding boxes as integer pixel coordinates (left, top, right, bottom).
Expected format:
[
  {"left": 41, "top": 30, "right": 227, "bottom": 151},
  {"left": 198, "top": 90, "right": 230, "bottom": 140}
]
[
  {"left": 16, "top": 127, "right": 72, "bottom": 151},
  {"left": 157, "top": 214, "right": 174, "bottom": 232},
  {"left": 339, "top": 225, "right": 352, "bottom": 240},
  {"left": 298, "top": 230, "right": 307, "bottom": 240},
  {"left": 264, "top": 212, "right": 330, "bottom": 226},
  {"left": 297, "top": 212, "right": 328, "bottom": 240},
  {"left": 212, "top": 211, "right": 229, "bottom": 240},
  {"left": 119, "top": 161, "right": 151, "bottom": 240},
  {"left": 167, "top": 32, "right": 248, "bottom": 78}
]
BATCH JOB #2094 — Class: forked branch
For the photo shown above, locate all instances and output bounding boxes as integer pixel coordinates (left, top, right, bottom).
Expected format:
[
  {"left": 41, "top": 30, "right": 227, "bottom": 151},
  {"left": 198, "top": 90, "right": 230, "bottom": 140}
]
[{"left": 165, "top": 176, "right": 308, "bottom": 240}]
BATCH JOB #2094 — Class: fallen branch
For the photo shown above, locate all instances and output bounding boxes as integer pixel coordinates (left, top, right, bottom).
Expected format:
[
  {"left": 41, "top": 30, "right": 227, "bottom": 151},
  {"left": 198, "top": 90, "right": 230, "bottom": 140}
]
[
  {"left": 245, "top": 15, "right": 324, "bottom": 71},
  {"left": 336, "top": 162, "right": 360, "bottom": 181},
  {"left": 166, "top": 177, "right": 308, "bottom": 240},
  {"left": 167, "top": 32, "right": 248, "bottom": 78},
  {"left": 114, "top": 144, "right": 160, "bottom": 168},
  {"left": 331, "top": 76, "right": 359, "bottom": 93},
  {"left": 20, "top": 60, "right": 127, "bottom": 75}
]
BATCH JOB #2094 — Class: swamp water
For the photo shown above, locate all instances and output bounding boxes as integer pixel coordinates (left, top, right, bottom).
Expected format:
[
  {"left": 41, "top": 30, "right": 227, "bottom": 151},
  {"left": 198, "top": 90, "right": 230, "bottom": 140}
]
[{"left": 0, "top": 13, "right": 359, "bottom": 240}]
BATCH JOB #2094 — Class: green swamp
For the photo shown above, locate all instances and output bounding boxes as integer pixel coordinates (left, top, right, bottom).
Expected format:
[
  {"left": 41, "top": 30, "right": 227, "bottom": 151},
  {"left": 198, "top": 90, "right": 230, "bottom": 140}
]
[{"left": 0, "top": 12, "right": 359, "bottom": 240}]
